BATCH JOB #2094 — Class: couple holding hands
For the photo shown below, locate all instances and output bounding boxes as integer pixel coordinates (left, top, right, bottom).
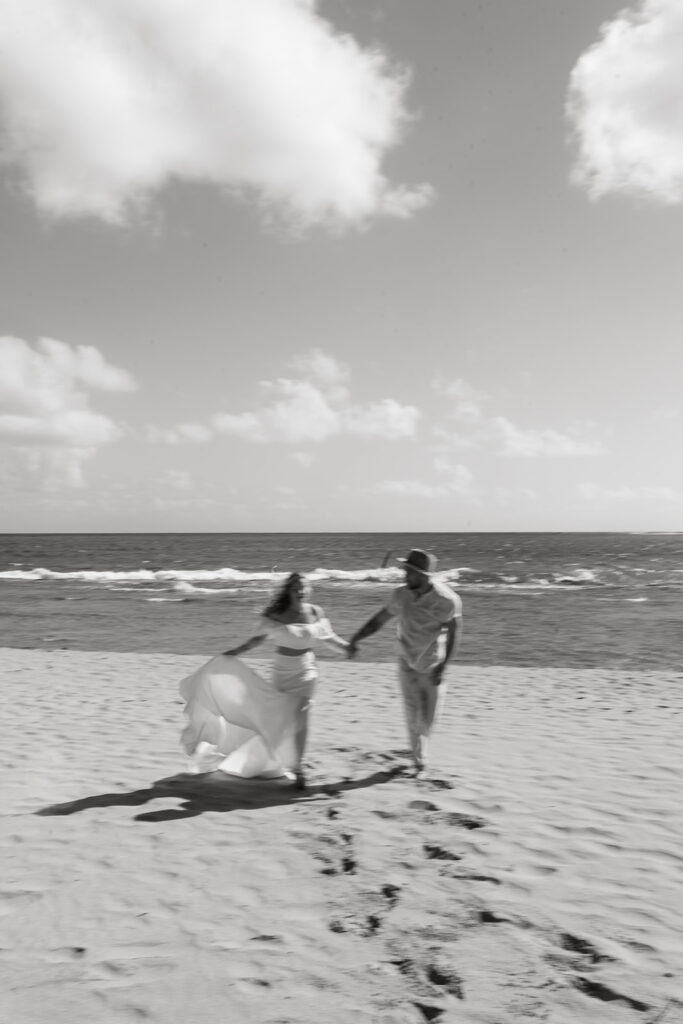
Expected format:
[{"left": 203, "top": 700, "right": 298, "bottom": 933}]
[{"left": 180, "top": 549, "right": 462, "bottom": 788}]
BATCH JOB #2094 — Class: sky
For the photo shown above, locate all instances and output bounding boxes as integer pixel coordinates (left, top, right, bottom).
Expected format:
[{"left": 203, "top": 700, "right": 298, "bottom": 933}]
[{"left": 1, "top": 0, "right": 682, "bottom": 533}]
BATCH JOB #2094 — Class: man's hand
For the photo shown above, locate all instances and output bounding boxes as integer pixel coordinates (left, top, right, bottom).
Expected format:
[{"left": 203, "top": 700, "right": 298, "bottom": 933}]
[
  {"left": 347, "top": 640, "right": 358, "bottom": 660},
  {"left": 432, "top": 663, "right": 446, "bottom": 686},
  {"left": 431, "top": 618, "right": 459, "bottom": 686}
]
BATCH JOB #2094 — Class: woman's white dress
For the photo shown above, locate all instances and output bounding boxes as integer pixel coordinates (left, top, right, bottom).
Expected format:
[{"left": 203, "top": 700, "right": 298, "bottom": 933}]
[{"left": 179, "top": 617, "right": 336, "bottom": 778}]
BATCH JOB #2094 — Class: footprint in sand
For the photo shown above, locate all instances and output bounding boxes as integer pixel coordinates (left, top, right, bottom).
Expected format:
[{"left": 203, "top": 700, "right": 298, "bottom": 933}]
[
  {"left": 329, "top": 912, "right": 381, "bottom": 938},
  {"left": 307, "top": 830, "right": 357, "bottom": 877},
  {"left": 328, "top": 882, "right": 402, "bottom": 938},
  {"left": 445, "top": 870, "right": 501, "bottom": 884},
  {"left": 391, "top": 956, "right": 464, "bottom": 1000},
  {"left": 545, "top": 941, "right": 611, "bottom": 974},
  {"left": 423, "top": 843, "right": 462, "bottom": 862},
  {"left": 407, "top": 800, "right": 487, "bottom": 831},
  {"left": 572, "top": 976, "right": 650, "bottom": 1013},
  {"left": 558, "top": 932, "right": 614, "bottom": 965},
  {"left": 420, "top": 778, "right": 454, "bottom": 791},
  {"left": 386, "top": 954, "right": 465, "bottom": 1022},
  {"left": 370, "top": 800, "right": 486, "bottom": 844},
  {"left": 381, "top": 883, "right": 401, "bottom": 908},
  {"left": 294, "top": 803, "right": 358, "bottom": 877}
]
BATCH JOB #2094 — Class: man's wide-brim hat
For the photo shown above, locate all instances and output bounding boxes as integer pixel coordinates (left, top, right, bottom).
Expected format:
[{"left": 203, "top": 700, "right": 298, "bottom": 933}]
[{"left": 397, "top": 548, "right": 437, "bottom": 576}]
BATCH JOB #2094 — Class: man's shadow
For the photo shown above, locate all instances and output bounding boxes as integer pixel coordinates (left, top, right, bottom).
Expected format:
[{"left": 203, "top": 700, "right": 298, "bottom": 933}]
[{"left": 35, "top": 765, "right": 410, "bottom": 823}]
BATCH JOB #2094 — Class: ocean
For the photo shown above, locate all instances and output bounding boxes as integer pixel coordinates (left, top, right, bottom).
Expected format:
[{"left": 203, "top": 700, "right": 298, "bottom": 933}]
[{"left": 0, "top": 532, "right": 681, "bottom": 669}]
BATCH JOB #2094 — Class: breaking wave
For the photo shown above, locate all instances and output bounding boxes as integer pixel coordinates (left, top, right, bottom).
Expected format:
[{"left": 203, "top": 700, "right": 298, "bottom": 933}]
[{"left": 0, "top": 563, "right": 677, "bottom": 591}]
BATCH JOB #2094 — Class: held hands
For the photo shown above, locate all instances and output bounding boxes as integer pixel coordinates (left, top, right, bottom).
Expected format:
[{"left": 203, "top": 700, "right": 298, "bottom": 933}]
[
  {"left": 329, "top": 634, "right": 351, "bottom": 655},
  {"left": 346, "top": 640, "right": 358, "bottom": 660}
]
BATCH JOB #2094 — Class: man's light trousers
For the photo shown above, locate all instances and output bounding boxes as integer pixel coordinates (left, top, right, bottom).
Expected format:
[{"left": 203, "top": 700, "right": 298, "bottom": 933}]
[{"left": 398, "top": 659, "right": 446, "bottom": 769}]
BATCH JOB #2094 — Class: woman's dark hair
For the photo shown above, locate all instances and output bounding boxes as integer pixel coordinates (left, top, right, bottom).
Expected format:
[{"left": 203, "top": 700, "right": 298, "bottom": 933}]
[{"left": 263, "top": 572, "right": 304, "bottom": 618}]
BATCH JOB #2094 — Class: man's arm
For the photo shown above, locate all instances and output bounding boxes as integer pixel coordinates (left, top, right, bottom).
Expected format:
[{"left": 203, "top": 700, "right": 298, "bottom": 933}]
[
  {"left": 432, "top": 617, "right": 462, "bottom": 685},
  {"left": 224, "top": 633, "right": 266, "bottom": 656},
  {"left": 347, "top": 608, "right": 393, "bottom": 658}
]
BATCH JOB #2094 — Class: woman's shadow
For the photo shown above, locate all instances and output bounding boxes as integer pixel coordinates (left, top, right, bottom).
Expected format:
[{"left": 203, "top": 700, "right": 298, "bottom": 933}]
[{"left": 35, "top": 763, "right": 410, "bottom": 823}]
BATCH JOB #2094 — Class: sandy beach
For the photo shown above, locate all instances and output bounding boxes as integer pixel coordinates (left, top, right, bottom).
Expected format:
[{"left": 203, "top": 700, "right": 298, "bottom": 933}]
[{"left": 2, "top": 648, "right": 682, "bottom": 1023}]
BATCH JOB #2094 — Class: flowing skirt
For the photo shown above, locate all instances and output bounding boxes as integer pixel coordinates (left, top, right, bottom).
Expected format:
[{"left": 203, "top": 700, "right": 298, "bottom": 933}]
[{"left": 179, "top": 654, "right": 316, "bottom": 778}]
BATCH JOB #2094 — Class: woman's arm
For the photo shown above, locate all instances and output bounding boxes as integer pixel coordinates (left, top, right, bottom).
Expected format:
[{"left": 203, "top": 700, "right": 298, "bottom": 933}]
[
  {"left": 269, "top": 614, "right": 349, "bottom": 653},
  {"left": 223, "top": 633, "right": 267, "bottom": 657},
  {"left": 308, "top": 607, "right": 349, "bottom": 654},
  {"left": 321, "top": 628, "right": 350, "bottom": 654}
]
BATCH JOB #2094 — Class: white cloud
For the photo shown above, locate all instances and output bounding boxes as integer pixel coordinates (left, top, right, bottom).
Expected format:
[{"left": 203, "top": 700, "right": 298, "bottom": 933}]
[
  {"left": 14, "top": 445, "right": 96, "bottom": 490},
  {"left": 0, "top": 0, "right": 432, "bottom": 229},
  {"left": 433, "top": 377, "right": 605, "bottom": 457},
  {"left": 175, "top": 423, "right": 212, "bottom": 443},
  {"left": 492, "top": 417, "right": 605, "bottom": 457},
  {"left": 432, "top": 376, "right": 486, "bottom": 425},
  {"left": 0, "top": 336, "right": 136, "bottom": 488},
  {"left": 0, "top": 335, "right": 135, "bottom": 488},
  {"left": 567, "top": 0, "right": 683, "bottom": 203},
  {"left": 291, "top": 451, "right": 315, "bottom": 467},
  {"left": 375, "top": 455, "right": 473, "bottom": 500},
  {"left": 211, "top": 349, "right": 420, "bottom": 443},
  {"left": 345, "top": 398, "right": 420, "bottom": 440},
  {"left": 432, "top": 425, "right": 477, "bottom": 450},
  {"left": 239, "top": 378, "right": 342, "bottom": 441},
  {"left": 580, "top": 482, "right": 679, "bottom": 501},
  {"left": 0, "top": 335, "right": 135, "bottom": 416},
  {"left": 289, "top": 348, "right": 349, "bottom": 389},
  {"left": 432, "top": 455, "right": 474, "bottom": 494},
  {"left": 0, "top": 409, "right": 121, "bottom": 447},
  {"left": 147, "top": 422, "right": 213, "bottom": 444},
  {"left": 375, "top": 479, "right": 452, "bottom": 498}
]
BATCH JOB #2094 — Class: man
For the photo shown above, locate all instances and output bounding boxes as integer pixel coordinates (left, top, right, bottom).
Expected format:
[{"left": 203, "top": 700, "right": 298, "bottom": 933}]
[{"left": 347, "top": 548, "right": 462, "bottom": 778}]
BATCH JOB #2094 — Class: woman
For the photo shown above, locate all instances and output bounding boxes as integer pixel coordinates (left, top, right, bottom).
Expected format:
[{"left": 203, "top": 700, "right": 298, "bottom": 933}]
[{"left": 180, "top": 573, "right": 348, "bottom": 789}]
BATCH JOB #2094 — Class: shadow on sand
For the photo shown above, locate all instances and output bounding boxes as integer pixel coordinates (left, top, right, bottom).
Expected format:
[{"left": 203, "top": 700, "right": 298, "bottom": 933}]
[{"left": 35, "top": 765, "right": 410, "bottom": 823}]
